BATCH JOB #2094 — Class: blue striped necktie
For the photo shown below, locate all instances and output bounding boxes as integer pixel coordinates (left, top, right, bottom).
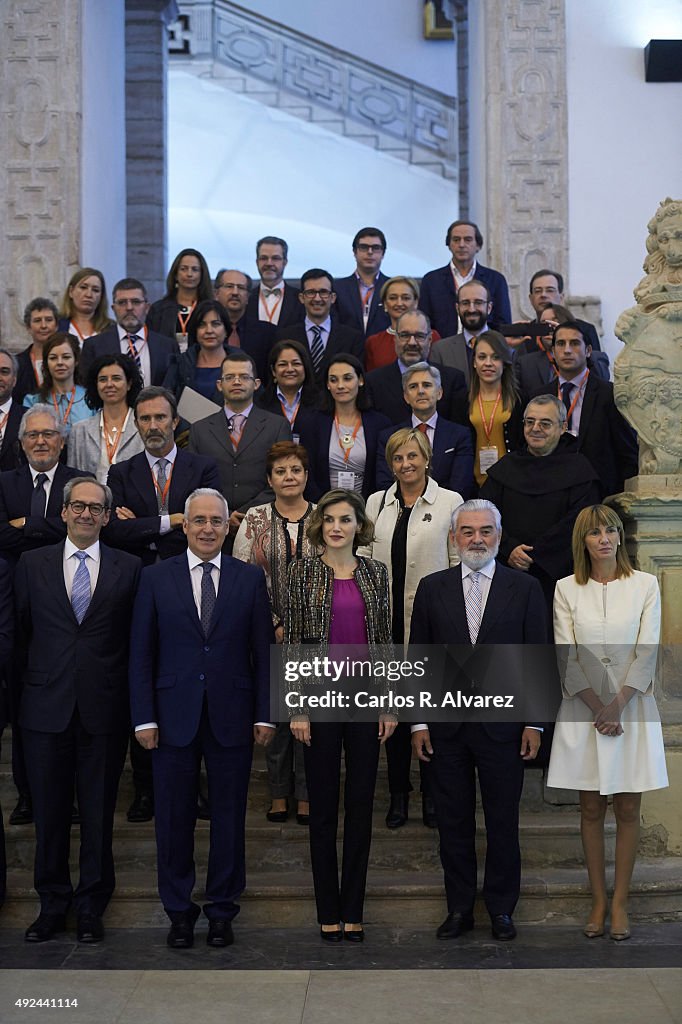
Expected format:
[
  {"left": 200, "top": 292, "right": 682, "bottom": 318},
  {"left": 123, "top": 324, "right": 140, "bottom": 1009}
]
[{"left": 71, "top": 550, "right": 91, "bottom": 624}]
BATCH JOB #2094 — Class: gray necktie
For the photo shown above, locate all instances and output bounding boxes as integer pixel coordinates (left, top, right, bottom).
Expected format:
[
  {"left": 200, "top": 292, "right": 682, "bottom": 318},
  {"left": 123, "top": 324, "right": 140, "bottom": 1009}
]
[
  {"left": 200, "top": 562, "right": 216, "bottom": 636},
  {"left": 71, "top": 551, "right": 91, "bottom": 624},
  {"left": 465, "top": 571, "right": 483, "bottom": 645},
  {"left": 156, "top": 458, "right": 169, "bottom": 513}
]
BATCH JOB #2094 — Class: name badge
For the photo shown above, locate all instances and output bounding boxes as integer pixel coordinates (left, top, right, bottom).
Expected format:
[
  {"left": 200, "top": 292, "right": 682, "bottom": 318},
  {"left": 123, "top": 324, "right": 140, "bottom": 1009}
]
[
  {"left": 337, "top": 471, "right": 357, "bottom": 491},
  {"left": 479, "top": 446, "right": 499, "bottom": 475}
]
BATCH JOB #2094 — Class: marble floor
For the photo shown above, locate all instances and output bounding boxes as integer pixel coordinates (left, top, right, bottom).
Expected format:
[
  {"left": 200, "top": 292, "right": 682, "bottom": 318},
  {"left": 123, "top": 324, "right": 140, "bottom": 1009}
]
[{"left": 0, "top": 926, "right": 681, "bottom": 1024}]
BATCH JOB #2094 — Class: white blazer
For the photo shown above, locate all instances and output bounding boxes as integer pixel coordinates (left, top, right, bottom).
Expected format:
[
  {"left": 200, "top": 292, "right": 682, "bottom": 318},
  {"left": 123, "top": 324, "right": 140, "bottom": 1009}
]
[
  {"left": 359, "top": 477, "right": 462, "bottom": 645},
  {"left": 68, "top": 410, "right": 144, "bottom": 483}
]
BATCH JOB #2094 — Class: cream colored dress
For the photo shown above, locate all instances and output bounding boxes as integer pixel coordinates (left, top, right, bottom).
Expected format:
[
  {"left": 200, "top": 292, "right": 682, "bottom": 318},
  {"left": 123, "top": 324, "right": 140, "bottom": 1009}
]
[{"left": 547, "top": 570, "right": 668, "bottom": 795}]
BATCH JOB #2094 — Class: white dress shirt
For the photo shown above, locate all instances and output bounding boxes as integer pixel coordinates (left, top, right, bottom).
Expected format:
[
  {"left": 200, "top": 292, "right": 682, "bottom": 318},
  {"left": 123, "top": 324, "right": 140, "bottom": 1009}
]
[
  {"left": 63, "top": 538, "right": 101, "bottom": 598},
  {"left": 118, "top": 324, "right": 152, "bottom": 387},
  {"left": 145, "top": 445, "right": 177, "bottom": 535},
  {"left": 29, "top": 463, "right": 60, "bottom": 511},
  {"left": 410, "top": 411, "right": 438, "bottom": 448}
]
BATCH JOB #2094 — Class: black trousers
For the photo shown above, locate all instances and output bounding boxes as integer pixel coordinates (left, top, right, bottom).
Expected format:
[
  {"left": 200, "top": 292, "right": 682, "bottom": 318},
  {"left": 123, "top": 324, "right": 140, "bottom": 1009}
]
[
  {"left": 23, "top": 710, "right": 127, "bottom": 917},
  {"left": 384, "top": 721, "right": 429, "bottom": 796},
  {"left": 303, "top": 721, "right": 380, "bottom": 925}
]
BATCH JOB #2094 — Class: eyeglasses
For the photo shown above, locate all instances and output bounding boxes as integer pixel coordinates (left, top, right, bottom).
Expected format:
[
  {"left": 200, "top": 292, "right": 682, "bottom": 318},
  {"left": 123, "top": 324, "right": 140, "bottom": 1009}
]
[
  {"left": 113, "top": 298, "right": 146, "bottom": 308},
  {"left": 302, "top": 289, "right": 332, "bottom": 299},
  {"left": 189, "top": 516, "right": 226, "bottom": 528},
  {"left": 66, "top": 501, "right": 108, "bottom": 516},
  {"left": 23, "top": 430, "right": 61, "bottom": 441},
  {"left": 396, "top": 331, "right": 429, "bottom": 343},
  {"left": 355, "top": 243, "right": 384, "bottom": 253},
  {"left": 458, "top": 299, "right": 488, "bottom": 309},
  {"left": 523, "top": 417, "right": 560, "bottom": 431},
  {"left": 221, "top": 373, "right": 254, "bottom": 383},
  {"left": 218, "top": 282, "right": 249, "bottom": 292},
  {"left": 257, "top": 254, "right": 284, "bottom": 263}
]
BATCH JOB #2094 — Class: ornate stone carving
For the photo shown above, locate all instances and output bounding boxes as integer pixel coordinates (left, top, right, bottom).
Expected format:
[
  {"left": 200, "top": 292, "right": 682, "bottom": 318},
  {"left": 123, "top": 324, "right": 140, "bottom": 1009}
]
[
  {"left": 615, "top": 198, "right": 682, "bottom": 479},
  {"left": 481, "top": 0, "right": 569, "bottom": 320},
  {"left": 169, "top": 0, "right": 458, "bottom": 180},
  {"left": 0, "top": 0, "right": 81, "bottom": 347}
]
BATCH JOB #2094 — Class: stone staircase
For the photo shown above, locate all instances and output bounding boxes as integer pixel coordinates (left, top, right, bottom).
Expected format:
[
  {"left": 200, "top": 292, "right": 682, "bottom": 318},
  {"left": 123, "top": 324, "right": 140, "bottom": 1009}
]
[{"left": 2, "top": 732, "right": 680, "bottom": 929}]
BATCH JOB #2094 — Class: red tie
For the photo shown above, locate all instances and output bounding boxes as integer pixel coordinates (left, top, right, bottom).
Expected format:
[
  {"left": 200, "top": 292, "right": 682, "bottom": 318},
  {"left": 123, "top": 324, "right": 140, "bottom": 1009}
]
[{"left": 417, "top": 423, "right": 429, "bottom": 435}]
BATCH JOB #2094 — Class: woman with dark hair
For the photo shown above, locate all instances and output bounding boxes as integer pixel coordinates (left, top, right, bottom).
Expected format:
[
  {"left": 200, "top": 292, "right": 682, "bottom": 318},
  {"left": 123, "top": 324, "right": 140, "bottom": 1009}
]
[
  {"left": 147, "top": 248, "right": 213, "bottom": 350},
  {"left": 233, "top": 440, "right": 318, "bottom": 825},
  {"left": 163, "top": 299, "right": 231, "bottom": 405},
  {"left": 310, "top": 353, "right": 391, "bottom": 499},
  {"left": 14, "top": 297, "right": 60, "bottom": 403},
  {"left": 286, "top": 488, "right": 396, "bottom": 940},
  {"left": 468, "top": 330, "right": 523, "bottom": 490},
  {"left": 58, "top": 268, "right": 113, "bottom": 344},
  {"left": 256, "top": 339, "right": 320, "bottom": 475},
  {"left": 69, "top": 353, "right": 144, "bottom": 481},
  {"left": 23, "top": 332, "right": 93, "bottom": 438},
  {"left": 548, "top": 505, "right": 668, "bottom": 941}
]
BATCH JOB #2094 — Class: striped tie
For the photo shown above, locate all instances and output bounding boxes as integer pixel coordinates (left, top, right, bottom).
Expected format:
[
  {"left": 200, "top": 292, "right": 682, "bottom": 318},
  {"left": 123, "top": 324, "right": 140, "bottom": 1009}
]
[
  {"left": 71, "top": 551, "right": 91, "bottom": 624},
  {"left": 309, "top": 324, "right": 324, "bottom": 373},
  {"left": 465, "top": 571, "right": 482, "bottom": 645},
  {"left": 128, "top": 334, "right": 142, "bottom": 372}
]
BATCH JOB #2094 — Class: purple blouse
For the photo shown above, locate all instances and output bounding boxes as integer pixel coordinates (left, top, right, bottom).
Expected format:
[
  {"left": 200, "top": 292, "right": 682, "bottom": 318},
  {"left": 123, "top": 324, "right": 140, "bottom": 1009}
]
[{"left": 329, "top": 578, "right": 368, "bottom": 645}]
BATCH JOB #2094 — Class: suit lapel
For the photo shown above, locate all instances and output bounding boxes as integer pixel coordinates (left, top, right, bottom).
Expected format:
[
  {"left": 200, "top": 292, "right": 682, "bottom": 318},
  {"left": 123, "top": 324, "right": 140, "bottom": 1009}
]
[
  {"left": 83, "top": 545, "right": 120, "bottom": 623},
  {"left": 168, "top": 450, "right": 192, "bottom": 507},
  {"left": 47, "top": 465, "right": 71, "bottom": 516},
  {"left": 577, "top": 375, "right": 597, "bottom": 449},
  {"left": 207, "top": 411, "right": 235, "bottom": 456},
  {"left": 207, "top": 555, "right": 238, "bottom": 637},
  {"left": 437, "top": 568, "right": 470, "bottom": 644},
  {"left": 235, "top": 409, "right": 264, "bottom": 457},
  {"left": 172, "top": 555, "right": 205, "bottom": 638},
  {"left": 476, "top": 567, "right": 515, "bottom": 642},
  {"left": 130, "top": 453, "right": 158, "bottom": 509},
  {"left": 42, "top": 542, "right": 77, "bottom": 623}
]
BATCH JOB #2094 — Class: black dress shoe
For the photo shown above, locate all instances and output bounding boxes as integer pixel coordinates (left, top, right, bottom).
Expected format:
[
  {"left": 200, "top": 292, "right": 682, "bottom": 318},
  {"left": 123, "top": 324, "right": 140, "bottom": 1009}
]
[
  {"left": 385, "top": 793, "right": 408, "bottom": 829},
  {"left": 9, "top": 795, "right": 33, "bottom": 826},
  {"left": 207, "top": 919, "right": 234, "bottom": 947},
  {"left": 25, "top": 913, "right": 66, "bottom": 943},
  {"left": 343, "top": 927, "right": 364, "bottom": 943},
  {"left": 422, "top": 794, "right": 437, "bottom": 829},
  {"left": 436, "top": 911, "right": 474, "bottom": 939},
  {"left": 490, "top": 913, "right": 517, "bottom": 941},
  {"left": 266, "top": 807, "right": 288, "bottom": 823},
  {"left": 320, "top": 926, "right": 343, "bottom": 942},
  {"left": 197, "top": 792, "right": 211, "bottom": 821},
  {"left": 77, "top": 913, "right": 104, "bottom": 943},
  {"left": 127, "top": 792, "right": 154, "bottom": 823},
  {"left": 167, "top": 908, "right": 200, "bottom": 949},
  {"left": 296, "top": 812, "right": 310, "bottom": 826}
]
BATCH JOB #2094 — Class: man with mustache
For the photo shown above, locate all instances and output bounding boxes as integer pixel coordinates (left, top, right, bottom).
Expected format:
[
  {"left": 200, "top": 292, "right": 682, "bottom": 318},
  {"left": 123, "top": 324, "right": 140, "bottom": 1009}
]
[
  {"left": 429, "top": 280, "right": 494, "bottom": 385},
  {"left": 244, "top": 236, "right": 303, "bottom": 331},
  {"left": 103, "top": 386, "right": 220, "bottom": 822}
]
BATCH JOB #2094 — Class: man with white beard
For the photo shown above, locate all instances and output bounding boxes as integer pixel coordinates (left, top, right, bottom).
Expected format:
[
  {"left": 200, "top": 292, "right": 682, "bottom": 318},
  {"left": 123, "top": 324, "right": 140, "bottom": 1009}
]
[{"left": 409, "top": 499, "right": 549, "bottom": 942}]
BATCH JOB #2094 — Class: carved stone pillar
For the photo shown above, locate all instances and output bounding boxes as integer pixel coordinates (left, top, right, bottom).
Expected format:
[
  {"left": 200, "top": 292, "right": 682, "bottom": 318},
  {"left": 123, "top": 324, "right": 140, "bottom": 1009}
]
[
  {"left": 0, "top": 0, "right": 82, "bottom": 346},
  {"left": 125, "top": 0, "right": 178, "bottom": 300},
  {"left": 471, "top": 0, "right": 569, "bottom": 319}
]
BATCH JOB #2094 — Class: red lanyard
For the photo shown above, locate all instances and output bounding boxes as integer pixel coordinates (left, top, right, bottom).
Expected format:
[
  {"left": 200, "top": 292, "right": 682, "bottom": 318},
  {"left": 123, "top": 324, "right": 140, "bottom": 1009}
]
[
  {"left": 558, "top": 370, "right": 589, "bottom": 423},
  {"left": 52, "top": 387, "right": 76, "bottom": 426},
  {"left": 69, "top": 321, "right": 89, "bottom": 345},
  {"left": 259, "top": 291, "right": 282, "bottom": 323},
  {"left": 102, "top": 410, "right": 130, "bottom": 464},
  {"left": 477, "top": 391, "right": 502, "bottom": 442},
  {"left": 151, "top": 461, "right": 174, "bottom": 506},
  {"left": 334, "top": 415, "right": 361, "bottom": 463},
  {"left": 279, "top": 395, "right": 301, "bottom": 426},
  {"left": 176, "top": 304, "right": 195, "bottom": 336},
  {"left": 30, "top": 349, "right": 43, "bottom": 387},
  {"left": 127, "top": 325, "right": 148, "bottom": 358}
]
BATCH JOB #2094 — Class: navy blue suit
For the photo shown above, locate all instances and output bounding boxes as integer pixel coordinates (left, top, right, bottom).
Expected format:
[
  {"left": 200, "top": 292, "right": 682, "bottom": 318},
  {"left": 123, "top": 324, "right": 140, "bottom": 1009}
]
[
  {"left": 0, "top": 463, "right": 81, "bottom": 568},
  {"left": 308, "top": 409, "right": 392, "bottom": 500},
  {"left": 375, "top": 416, "right": 475, "bottom": 498},
  {"left": 275, "top": 321, "right": 364, "bottom": 382},
  {"left": 365, "top": 361, "right": 469, "bottom": 428},
  {"left": 333, "top": 272, "right": 390, "bottom": 339},
  {"left": 419, "top": 264, "right": 512, "bottom": 337},
  {"left": 129, "top": 553, "right": 274, "bottom": 921},
  {"left": 410, "top": 563, "right": 549, "bottom": 917},
  {"left": 80, "top": 327, "right": 180, "bottom": 386},
  {"left": 105, "top": 449, "right": 221, "bottom": 565}
]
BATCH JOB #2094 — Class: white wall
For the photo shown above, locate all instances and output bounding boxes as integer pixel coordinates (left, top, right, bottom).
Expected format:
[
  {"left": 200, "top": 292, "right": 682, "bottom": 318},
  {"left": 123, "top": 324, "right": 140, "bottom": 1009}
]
[
  {"left": 237, "top": 0, "right": 457, "bottom": 96},
  {"left": 566, "top": 0, "right": 682, "bottom": 352},
  {"left": 81, "top": 0, "right": 127, "bottom": 289}
]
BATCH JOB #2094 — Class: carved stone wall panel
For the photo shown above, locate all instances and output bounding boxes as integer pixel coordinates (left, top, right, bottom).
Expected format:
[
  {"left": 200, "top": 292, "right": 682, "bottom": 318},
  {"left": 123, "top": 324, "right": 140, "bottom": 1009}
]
[
  {"left": 482, "top": 0, "right": 568, "bottom": 319},
  {"left": 0, "top": 0, "right": 82, "bottom": 346},
  {"left": 172, "top": 0, "right": 458, "bottom": 180}
]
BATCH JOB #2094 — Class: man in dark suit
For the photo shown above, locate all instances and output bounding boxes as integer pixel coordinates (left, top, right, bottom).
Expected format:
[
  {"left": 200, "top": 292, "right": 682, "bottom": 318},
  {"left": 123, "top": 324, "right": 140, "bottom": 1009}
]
[
  {"left": 188, "top": 350, "right": 291, "bottom": 539},
  {"left": 80, "top": 278, "right": 179, "bottom": 387},
  {"left": 365, "top": 311, "right": 469, "bottom": 426},
  {"left": 16, "top": 476, "right": 141, "bottom": 943},
  {"left": 333, "top": 227, "right": 390, "bottom": 339},
  {"left": 0, "top": 350, "right": 26, "bottom": 471},
  {"left": 276, "top": 268, "right": 364, "bottom": 383},
  {"left": 104, "top": 386, "right": 220, "bottom": 822},
  {"left": 514, "top": 270, "right": 603, "bottom": 352},
  {"left": 429, "top": 280, "right": 494, "bottom": 385},
  {"left": 244, "top": 236, "right": 303, "bottom": 332},
  {"left": 214, "top": 267, "right": 277, "bottom": 381},
  {"left": 530, "top": 321, "right": 638, "bottom": 498},
  {"left": 0, "top": 405, "right": 81, "bottom": 827},
  {"left": 419, "top": 221, "right": 512, "bottom": 337},
  {"left": 376, "top": 361, "right": 474, "bottom": 497},
  {"left": 130, "top": 488, "right": 274, "bottom": 948},
  {"left": 0, "top": 556, "right": 14, "bottom": 912},
  {"left": 410, "top": 498, "right": 549, "bottom": 941}
]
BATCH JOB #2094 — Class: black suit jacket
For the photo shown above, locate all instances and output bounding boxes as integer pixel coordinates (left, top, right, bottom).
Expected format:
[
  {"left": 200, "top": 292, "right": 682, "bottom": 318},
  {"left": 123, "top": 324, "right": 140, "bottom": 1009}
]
[
  {"left": 13, "top": 347, "right": 40, "bottom": 405},
  {"left": 308, "top": 409, "right": 392, "bottom": 500},
  {"left": 245, "top": 283, "right": 303, "bottom": 332},
  {"left": 419, "top": 263, "right": 512, "bottom": 337},
  {"left": 375, "top": 416, "right": 475, "bottom": 498},
  {"left": 365, "top": 361, "right": 469, "bottom": 427},
  {"left": 104, "top": 449, "right": 221, "bottom": 565},
  {"left": 229, "top": 316, "right": 278, "bottom": 382},
  {"left": 333, "top": 272, "right": 390, "bottom": 339},
  {"left": 0, "top": 401, "right": 26, "bottom": 472},
  {"left": 80, "top": 326, "right": 180, "bottom": 386},
  {"left": 275, "top": 321, "right": 364, "bottom": 382},
  {"left": 0, "top": 463, "right": 81, "bottom": 566},
  {"left": 531, "top": 375, "right": 638, "bottom": 498},
  {"left": 410, "top": 563, "right": 549, "bottom": 741},
  {"left": 15, "top": 542, "right": 141, "bottom": 734}
]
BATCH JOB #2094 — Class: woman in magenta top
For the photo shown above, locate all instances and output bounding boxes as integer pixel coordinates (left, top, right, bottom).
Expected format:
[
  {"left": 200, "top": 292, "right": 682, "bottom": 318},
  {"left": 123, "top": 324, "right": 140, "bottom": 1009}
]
[{"left": 285, "top": 489, "right": 395, "bottom": 941}]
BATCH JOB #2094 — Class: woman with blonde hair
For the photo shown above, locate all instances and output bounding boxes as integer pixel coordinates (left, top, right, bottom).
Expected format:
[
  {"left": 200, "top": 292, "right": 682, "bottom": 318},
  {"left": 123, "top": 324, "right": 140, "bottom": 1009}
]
[
  {"left": 547, "top": 504, "right": 668, "bottom": 941},
  {"left": 59, "top": 268, "right": 112, "bottom": 344}
]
